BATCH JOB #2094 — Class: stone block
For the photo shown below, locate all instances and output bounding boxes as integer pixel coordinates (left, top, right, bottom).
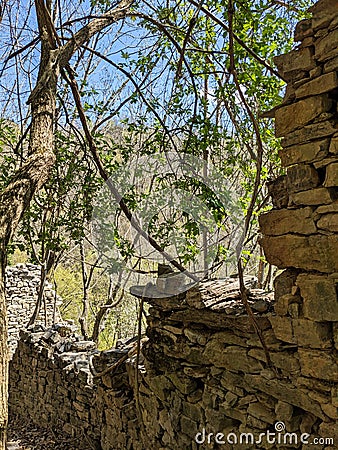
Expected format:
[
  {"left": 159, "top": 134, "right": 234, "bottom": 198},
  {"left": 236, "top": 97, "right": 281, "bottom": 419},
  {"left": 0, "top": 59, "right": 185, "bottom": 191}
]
[
  {"left": 332, "top": 386, "right": 338, "bottom": 407},
  {"left": 267, "top": 175, "right": 288, "bottom": 208},
  {"left": 292, "top": 319, "right": 332, "bottom": 348},
  {"left": 259, "top": 207, "right": 316, "bottom": 236},
  {"left": 279, "top": 139, "right": 329, "bottom": 166},
  {"left": 286, "top": 164, "right": 320, "bottom": 193},
  {"left": 275, "top": 95, "right": 332, "bottom": 137},
  {"left": 324, "top": 55, "right": 338, "bottom": 73},
  {"left": 274, "top": 47, "right": 315, "bottom": 77},
  {"left": 218, "top": 405, "right": 246, "bottom": 423},
  {"left": 167, "top": 373, "right": 198, "bottom": 395},
  {"left": 309, "top": 0, "right": 338, "bottom": 31},
  {"left": 180, "top": 415, "right": 198, "bottom": 436},
  {"left": 324, "top": 162, "right": 338, "bottom": 187},
  {"left": 316, "top": 199, "right": 338, "bottom": 214},
  {"left": 321, "top": 403, "right": 338, "bottom": 420},
  {"left": 220, "top": 370, "right": 246, "bottom": 394},
  {"left": 274, "top": 294, "right": 301, "bottom": 316},
  {"left": 245, "top": 374, "right": 326, "bottom": 419},
  {"left": 269, "top": 316, "right": 296, "bottom": 344},
  {"left": 274, "top": 269, "right": 299, "bottom": 300},
  {"left": 289, "top": 187, "right": 337, "bottom": 206},
  {"left": 298, "top": 349, "right": 338, "bottom": 382},
  {"left": 313, "top": 155, "right": 338, "bottom": 169},
  {"left": 184, "top": 328, "right": 208, "bottom": 346},
  {"left": 296, "top": 375, "right": 332, "bottom": 394},
  {"left": 295, "top": 72, "right": 338, "bottom": 98},
  {"left": 309, "top": 65, "right": 322, "bottom": 78},
  {"left": 275, "top": 401, "right": 293, "bottom": 422},
  {"left": 334, "top": 323, "right": 338, "bottom": 351},
  {"left": 319, "top": 422, "right": 338, "bottom": 445},
  {"left": 315, "top": 28, "right": 338, "bottom": 62},
  {"left": 294, "top": 19, "right": 313, "bottom": 42},
  {"left": 247, "top": 402, "right": 275, "bottom": 425},
  {"left": 296, "top": 274, "right": 338, "bottom": 322},
  {"left": 261, "top": 234, "right": 338, "bottom": 272},
  {"left": 249, "top": 348, "right": 300, "bottom": 374},
  {"left": 281, "top": 119, "right": 337, "bottom": 148},
  {"left": 329, "top": 134, "right": 338, "bottom": 154},
  {"left": 288, "top": 303, "right": 300, "bottom": 319},
  {"left": 182, "top": 402, "right": 203, "bottom": 422},
  {"left": 317, "top": 213, "right": 338, "bottom": 231},
  {"left": 203, "top": 343, "right": 263, "bottom": 373},
  {"left": 299, "top": 412, "right": 317, "bottom": 434}
]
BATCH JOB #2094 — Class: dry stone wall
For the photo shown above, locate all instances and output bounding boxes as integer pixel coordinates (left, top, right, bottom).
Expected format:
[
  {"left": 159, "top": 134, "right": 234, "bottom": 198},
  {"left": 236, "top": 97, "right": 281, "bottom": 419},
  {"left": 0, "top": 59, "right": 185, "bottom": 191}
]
[
  {"left": 9, "top": 278, "right": 337, "bottom": 449},
  {"left": 9, "top": 324, "right": 140, "bottom": 450},
  {"left": 6, "top": 264, "right": 62, "bottom": 355},
  {"left": 8, "top": 1, "right": 338, "bottom": 449}
]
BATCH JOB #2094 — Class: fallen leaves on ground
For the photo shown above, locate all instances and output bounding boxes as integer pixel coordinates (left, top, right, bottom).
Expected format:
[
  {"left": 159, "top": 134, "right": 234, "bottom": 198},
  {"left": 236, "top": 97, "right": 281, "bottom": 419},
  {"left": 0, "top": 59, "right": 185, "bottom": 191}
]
[{"left": 8, "top": 414, "right": 81, "bottom": 450}]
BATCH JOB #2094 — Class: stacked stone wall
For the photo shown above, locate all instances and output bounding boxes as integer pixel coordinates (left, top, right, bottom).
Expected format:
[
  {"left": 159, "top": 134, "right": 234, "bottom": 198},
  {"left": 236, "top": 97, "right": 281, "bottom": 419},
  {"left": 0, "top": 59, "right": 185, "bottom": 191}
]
[
  {"left": 9, "top": 279, "right": 337, "bottom": 449},
  {"left": 6, "top": 264, "right": 62, "bottom": 355},
  {"left": 9, "top": 325, "right": 140, "bottom": 450}
]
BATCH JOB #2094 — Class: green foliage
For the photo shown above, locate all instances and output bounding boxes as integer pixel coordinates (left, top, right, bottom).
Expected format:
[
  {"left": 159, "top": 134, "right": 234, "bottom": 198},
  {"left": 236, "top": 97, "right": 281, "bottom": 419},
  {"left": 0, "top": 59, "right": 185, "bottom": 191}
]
[
  {"left": 54, "top": 257, "right": 141, "bottom": 349},
  {"left": 0, "top": 0, "right": 312, "bottom": 343}
]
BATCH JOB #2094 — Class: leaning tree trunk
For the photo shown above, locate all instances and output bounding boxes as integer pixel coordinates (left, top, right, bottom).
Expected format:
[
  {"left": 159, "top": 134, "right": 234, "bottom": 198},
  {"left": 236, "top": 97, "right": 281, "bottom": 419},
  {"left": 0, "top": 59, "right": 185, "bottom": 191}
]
[
  {"left": 0, "top": 40, "right": 57, "bottom": 450},
  {"left": 0, "top": 1, "right": 132, "bottom": 445}
]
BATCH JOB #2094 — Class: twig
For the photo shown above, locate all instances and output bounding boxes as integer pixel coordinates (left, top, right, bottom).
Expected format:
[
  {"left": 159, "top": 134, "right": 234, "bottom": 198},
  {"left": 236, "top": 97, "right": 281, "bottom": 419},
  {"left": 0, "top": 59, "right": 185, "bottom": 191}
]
[
  {"left": 228, "top": 0, "right": 277, "bottom": 375},
  {"left": 62, "top": 65, "right": 199, "bottom": 282}
]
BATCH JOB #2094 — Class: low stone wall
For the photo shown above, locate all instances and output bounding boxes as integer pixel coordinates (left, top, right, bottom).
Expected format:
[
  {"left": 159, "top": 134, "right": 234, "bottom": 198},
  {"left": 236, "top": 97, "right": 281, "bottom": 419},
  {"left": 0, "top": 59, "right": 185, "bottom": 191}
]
[
  {"left": 6, "top": 264, "right": 62, "bottom": 355},
  {"left": 9, "top": 279, "right": 337, "bottom": 449},
  {"left": 9, "top": 324, "right": 140, "bottom": 450}
]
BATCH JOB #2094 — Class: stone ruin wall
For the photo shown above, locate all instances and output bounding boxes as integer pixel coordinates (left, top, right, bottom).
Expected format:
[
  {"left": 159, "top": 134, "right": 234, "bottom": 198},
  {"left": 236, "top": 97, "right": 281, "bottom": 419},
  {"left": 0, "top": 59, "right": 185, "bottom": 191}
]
[
  {"left": 8, "top": 1, "right": 338, "bottom": 449},
  {"left": 6, "top": 264, "right": 62, "bottom": 355}
]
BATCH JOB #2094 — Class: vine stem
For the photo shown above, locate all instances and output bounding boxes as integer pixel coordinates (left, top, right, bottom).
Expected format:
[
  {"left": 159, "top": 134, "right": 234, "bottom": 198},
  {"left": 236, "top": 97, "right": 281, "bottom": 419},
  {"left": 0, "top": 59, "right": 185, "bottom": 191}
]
[{"left": 228, "top": 0, "right": 276, "bottom": 374}]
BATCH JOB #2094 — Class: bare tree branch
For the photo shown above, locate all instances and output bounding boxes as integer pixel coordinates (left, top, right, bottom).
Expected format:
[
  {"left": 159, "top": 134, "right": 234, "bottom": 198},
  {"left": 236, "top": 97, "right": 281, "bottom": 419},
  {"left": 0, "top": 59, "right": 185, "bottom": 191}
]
[{"left": 187, "top": 0, "right": 286, "bottom": 82}]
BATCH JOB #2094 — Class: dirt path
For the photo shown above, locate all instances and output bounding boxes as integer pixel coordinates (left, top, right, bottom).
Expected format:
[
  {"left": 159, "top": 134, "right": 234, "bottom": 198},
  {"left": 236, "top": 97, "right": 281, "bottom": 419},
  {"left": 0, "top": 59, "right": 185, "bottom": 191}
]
[{"left": 8, "top": 415, "right": 81, "bottom": 450}]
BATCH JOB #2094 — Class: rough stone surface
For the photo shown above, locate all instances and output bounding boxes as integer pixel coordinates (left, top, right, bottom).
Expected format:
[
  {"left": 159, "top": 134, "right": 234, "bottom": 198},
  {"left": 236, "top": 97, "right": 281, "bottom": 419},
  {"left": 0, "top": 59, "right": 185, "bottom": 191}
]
[
  {"left": 275, "top": 95, "right": 331, "bottom": 137},
  {"left": 295, "top": 71, "right": 338, "bottom": 98},
  {"left": 281, "top": 119, "right": 337, "bottom": 148},
  {"left": 294, "top": 19, "right": 314, "bottom": 42},
  {"left": 261, "top": 234, "right": 338, "bottom": 272},
  {"left": 289, "top": 187, "right": 337, "bottom": 206},
  {"left": 6, "top": 264, "right": 62, "bottom": 355},
  {"left": 329, "top": 134, "right": 338, "bottom": 154},
  {"left": 315, "top": 28, "right": 338, "bottom": 62},
  {"left": 298, "top": 349, "right": 338, "bottom": 382},
  {"left": 317, "top": 212, "right": 338, "bottom": 231},
  {"left": 274, "top": 47, "right": 315, "bottom": 78},
  {"left": 286, "top": 164, "right": 320, "bottom": 193},
  {"left": 279, "top": 139, "right": 329, "bottom": 166},
  {"left": 324, "top": 55, "right": 338, "bottom": 72},
  {"left": 297, "top": 274, "right": 338, "bottom": 321},
  {"left": 259, "top": 207, "right": 316, "bottom": 236},
  {"left": 324, "top": 162, "right": 338, "bottom": 186},
  {"left": 267, "top": 175, "right": 288, "bottom": 208},
  {"left": 309, "top": 0, "right": 338, "bottom": 31}
]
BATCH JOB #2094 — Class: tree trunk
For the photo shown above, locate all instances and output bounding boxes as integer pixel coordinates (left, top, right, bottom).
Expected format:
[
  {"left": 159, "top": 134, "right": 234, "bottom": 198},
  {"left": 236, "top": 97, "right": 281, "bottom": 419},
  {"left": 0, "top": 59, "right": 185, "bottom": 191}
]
[
  {"left": 0, "top": 43, "right": 57, "bottom": 450},
  {"left": 0, "top": 1, "right": 132, "bottom": 445}
]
